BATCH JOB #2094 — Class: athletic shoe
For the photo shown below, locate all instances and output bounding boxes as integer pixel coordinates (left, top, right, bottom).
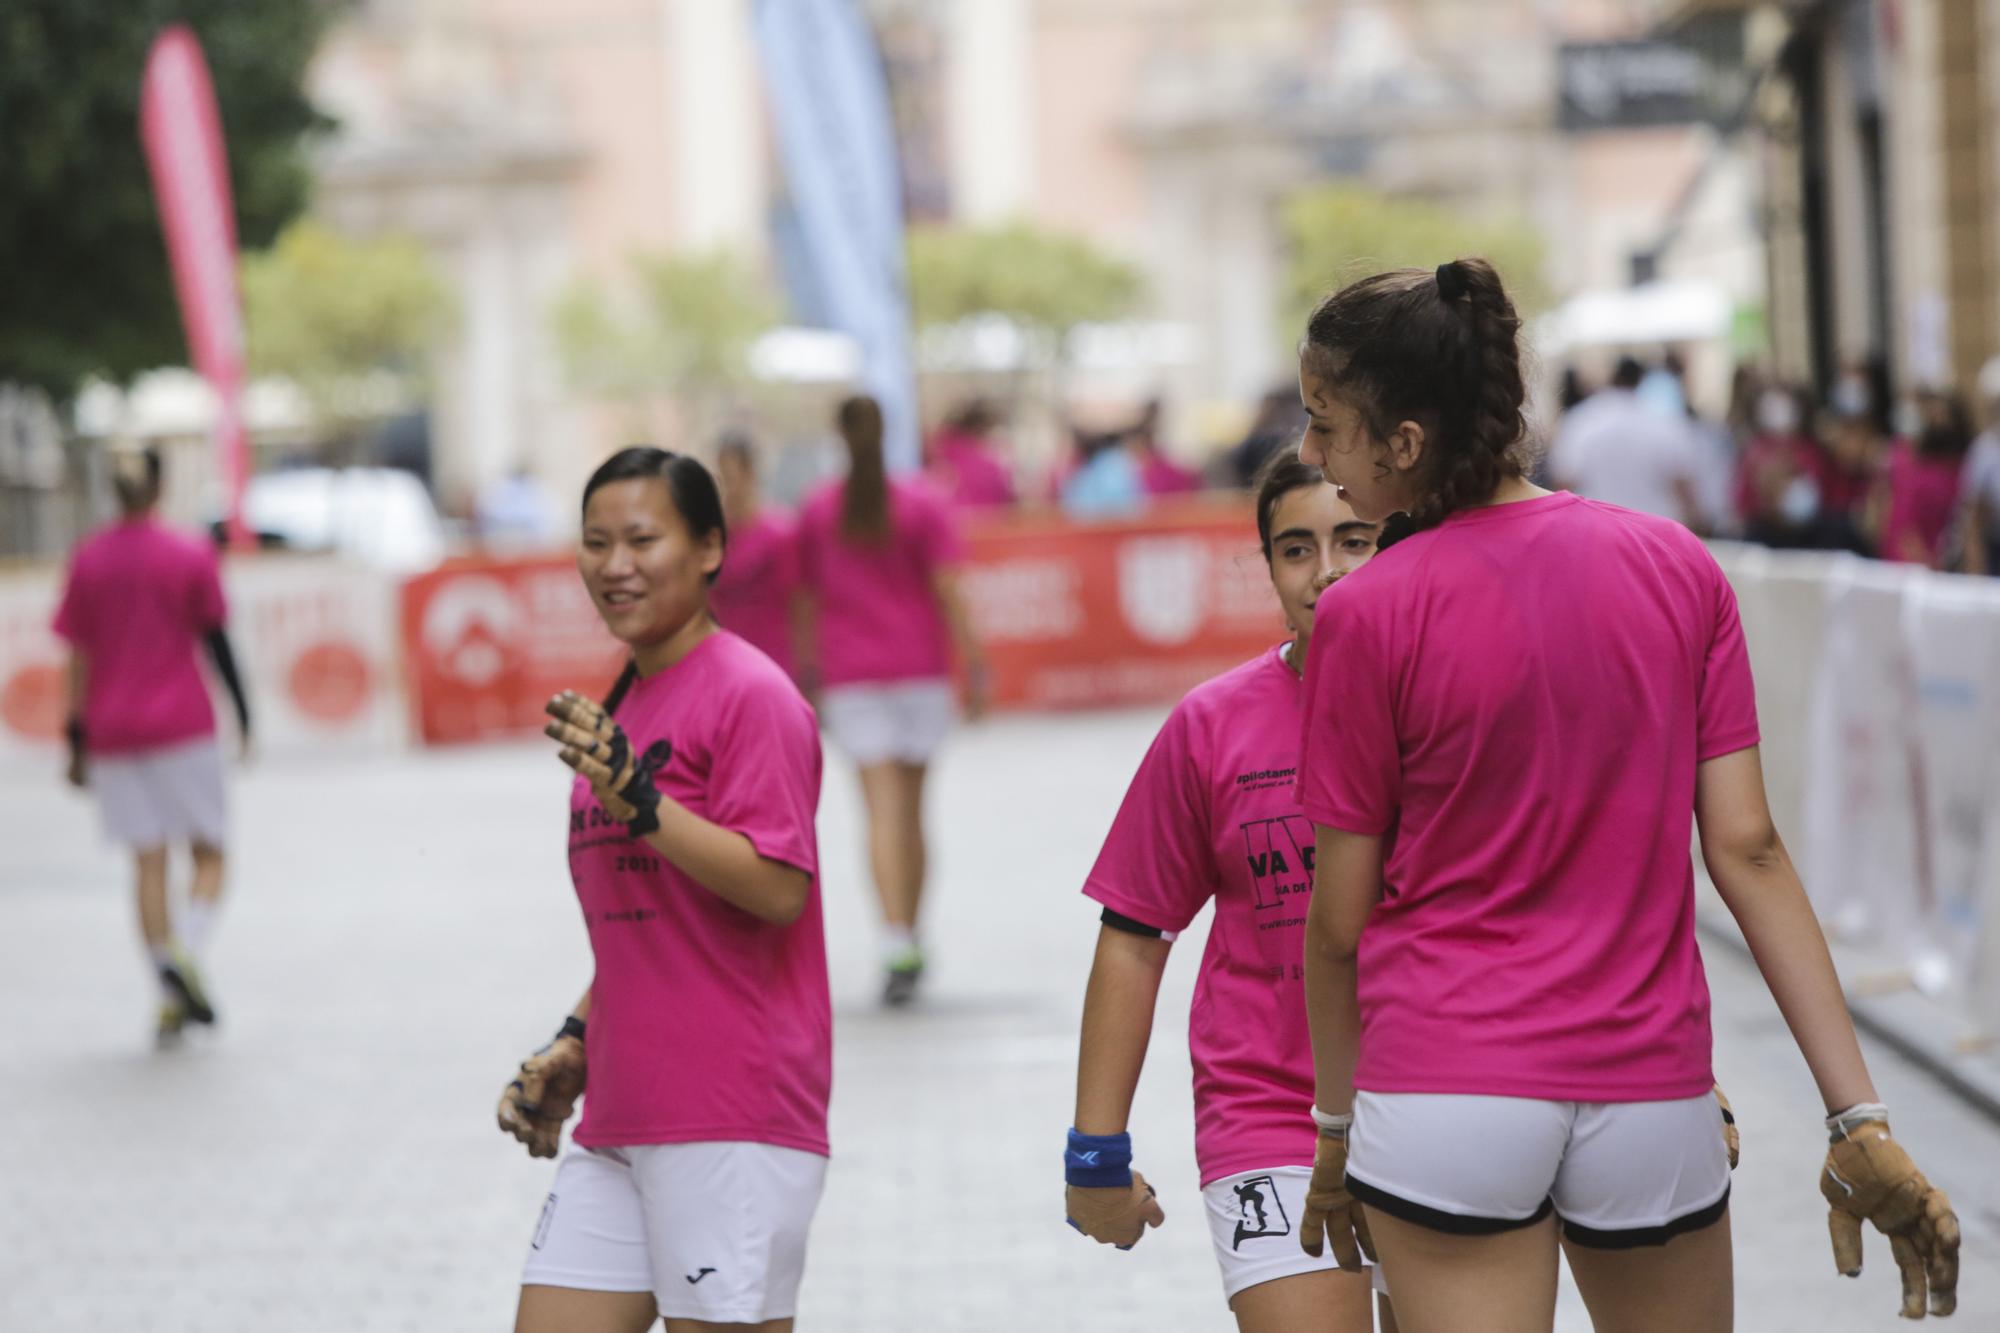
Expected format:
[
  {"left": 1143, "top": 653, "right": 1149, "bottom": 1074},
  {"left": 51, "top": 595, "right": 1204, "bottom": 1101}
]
[
  {"left": 158, "top": 950, "right": 216, "bottom": 1026},
  {"left": 882, "top": 949, "right": 925, "bottom": 1007},
  {"left": 155, "top": 1001, "right": 187, "bottom": 1049}
]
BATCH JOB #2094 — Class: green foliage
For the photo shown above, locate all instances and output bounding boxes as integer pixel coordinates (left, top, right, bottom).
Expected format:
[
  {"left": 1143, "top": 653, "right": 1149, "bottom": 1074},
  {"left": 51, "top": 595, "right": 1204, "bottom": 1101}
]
[
  {"left": 550, "top": 250, "right": 780, "bottom": 406},
  {"left": 906, "top": 222, "right": 1146, "bottom": 336},
  {"left": 0, "top": 1, "right": 335, "bottom": 400},
  {"left": 240, "top": 220, "right": 455, "bottom": 433},
  {"left": 1280, "top": 187, "right": 1550, "bottom": 343}
]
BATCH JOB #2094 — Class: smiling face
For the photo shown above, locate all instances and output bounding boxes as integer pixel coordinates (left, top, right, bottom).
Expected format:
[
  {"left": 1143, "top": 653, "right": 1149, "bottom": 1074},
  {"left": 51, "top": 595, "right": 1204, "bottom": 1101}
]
[
  {"left": 1265, "top": 479, "right": 1379, "bottom": 656},
  {"left": 577, "top": 477, "right": 722, "bottom": 651},
  {"left": 1296, "top": 354, "right": 1426, "bottom": 524}
]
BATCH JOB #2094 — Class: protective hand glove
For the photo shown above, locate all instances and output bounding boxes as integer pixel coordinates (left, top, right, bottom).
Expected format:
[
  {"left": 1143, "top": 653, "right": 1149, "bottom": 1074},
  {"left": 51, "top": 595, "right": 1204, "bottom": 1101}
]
[
  {"left": 1715, "top": 1084, "right": 1739, "bottom": 1170},
  {"left": 544, "top": 691, "right": 672, "bottom": 836},
  {"left": 1821, "top": 1115, "right": 1960, "bottom": 1319},
  {"left": 1298, "top": 1125, "right": 1374, "bottom": 1271},
  {"left": 1065, "top": 1170, "right": 1164, "bottom": 1249},
  {"left": 496, "top": 1033, "right": 587, "bottom": 1160}
]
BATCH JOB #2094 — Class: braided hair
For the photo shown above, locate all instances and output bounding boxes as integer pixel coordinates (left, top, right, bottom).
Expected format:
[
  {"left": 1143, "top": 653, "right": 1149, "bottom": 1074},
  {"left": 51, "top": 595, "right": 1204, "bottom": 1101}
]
[{"left": 1301, "top": 258, "right": 1530, "bottom": 531}]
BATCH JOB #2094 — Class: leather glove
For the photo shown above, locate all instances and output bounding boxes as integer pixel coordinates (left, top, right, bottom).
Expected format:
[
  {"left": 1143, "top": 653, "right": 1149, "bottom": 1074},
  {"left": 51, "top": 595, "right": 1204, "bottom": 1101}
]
[
  {"left": 544, "top": 691, "right": 672, "bottom": 836},
  {"left": 1298, "top": 1124, "right": 1374, "bottom": 1271},
  {"left": 1821, "top": 1115, "right": 1959, "bottom": 1319},
  {"left": 1716, "top": 1084, "right": 1739, "bottom": 1170},
  {"left": 496, "top": 1033, "right": 587, "bottom": 1160},
  {"left": 1065, "top": 1171, "right": 1165, "bottom": 1249}
]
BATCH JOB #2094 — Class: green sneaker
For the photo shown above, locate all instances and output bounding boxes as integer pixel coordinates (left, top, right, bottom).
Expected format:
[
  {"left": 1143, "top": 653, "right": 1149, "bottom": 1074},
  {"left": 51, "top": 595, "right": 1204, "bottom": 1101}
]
[
  {"left": 158, "top": 949, "right": 216, "bottom": 1026},
  {"left": 155, "top": 1001, "right": 187, "bottom": 1049},
  {"left": 882, "top": 948, "right": 925, "bottom": 1007}
]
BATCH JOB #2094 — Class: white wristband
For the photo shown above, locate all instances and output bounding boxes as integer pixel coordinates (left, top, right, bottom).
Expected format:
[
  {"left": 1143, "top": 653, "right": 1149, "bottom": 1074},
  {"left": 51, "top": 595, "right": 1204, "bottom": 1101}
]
[
  {"left": 1310, "top": 1104, "right": 1353, "bottom": 1137},
  {"left": 1826, "top": 1102, "right": 1891, "bottom": 1139}
]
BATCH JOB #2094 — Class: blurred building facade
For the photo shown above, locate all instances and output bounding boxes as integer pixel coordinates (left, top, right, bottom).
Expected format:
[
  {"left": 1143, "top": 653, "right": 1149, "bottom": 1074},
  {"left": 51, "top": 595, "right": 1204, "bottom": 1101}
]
[{"left": 304, "top": 0, "right": 1766, "bottom": 505}]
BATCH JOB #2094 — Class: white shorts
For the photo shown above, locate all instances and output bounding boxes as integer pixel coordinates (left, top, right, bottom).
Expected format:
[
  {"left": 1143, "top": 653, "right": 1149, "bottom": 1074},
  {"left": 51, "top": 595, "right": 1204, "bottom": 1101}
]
[
  {"left": 1202, "top": 1166, "right": 1387, "bottom": 1304},
  {"left": 521, "top": 1141, "right": 827, "bottom": 1322},
  {"left": 91, "top": 738, "right": 227, "bottom": 849},
  {"left": 821, "top": 679, "right": 955, "bottom": 766},
  {"left": 1345, "top": 1091, "right": 1732, "bottom": 1248}
]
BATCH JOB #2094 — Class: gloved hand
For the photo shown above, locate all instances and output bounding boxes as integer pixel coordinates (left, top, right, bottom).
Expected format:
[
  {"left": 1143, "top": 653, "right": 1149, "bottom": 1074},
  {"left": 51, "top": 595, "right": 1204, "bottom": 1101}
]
[
  {"left": 1716, "top": 1084, "right": 1739, "bottom": 1170},
  {"left": 544, "top": 691, "right": 672, "bottom": 836},
  {"left": 1821, "top": 1111, "right": 1959, "bottom": 1319},
  {"left": 1298, "top": 1118, "right": 1374, "bottom": 1271},
  {"left": 496, "top": 1031, "right": 587, "bottom": 1160},
  {"left": 1065, "top": 1171, "right": 1164, "bottom": 1249}
]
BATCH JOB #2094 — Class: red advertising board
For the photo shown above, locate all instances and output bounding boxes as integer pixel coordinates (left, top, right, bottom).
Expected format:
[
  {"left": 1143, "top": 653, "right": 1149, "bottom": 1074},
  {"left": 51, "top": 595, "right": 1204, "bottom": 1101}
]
[{"left": 961, "top": 497, "right": 1283, "bottom": 710}]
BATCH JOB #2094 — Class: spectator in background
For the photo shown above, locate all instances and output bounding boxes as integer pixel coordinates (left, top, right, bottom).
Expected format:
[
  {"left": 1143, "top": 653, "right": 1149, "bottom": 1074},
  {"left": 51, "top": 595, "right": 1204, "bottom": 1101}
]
[
  {"left": 925, "top": 400, "right": 1018, "bottom": 510},
  {"left": 1549, "top": 355, "right": 1708, "bottom": 530},
  {"left": 477, "top": 465, "right": 563, "bottom": 548},
  {"left": 1955, "top": 358, "right": 2000, "bottom": 575},
  {"left": 1817, "top": 394, "right": 1889, "bottom": 554},
  {"left": 1873, "top": 390, "right": 1972, "bottom": 567},
  {"left": 1734, "top": 384, "right": 1835, "bottom": 548},
  {"left": 54, "top": 446, "right": 251, "bottom": 1047},
  {"left": 1060, "top": 428, "right": 1145, "bottom": 519},
  {"left": 711, "top": 431, "right": 802, "bottom": 678},
  {"left": 1128, "top": 399, "right": 1202, "bottom": 497},
  {"left": 1227, "top": 388, "right": 1307, "bottom": 489}
]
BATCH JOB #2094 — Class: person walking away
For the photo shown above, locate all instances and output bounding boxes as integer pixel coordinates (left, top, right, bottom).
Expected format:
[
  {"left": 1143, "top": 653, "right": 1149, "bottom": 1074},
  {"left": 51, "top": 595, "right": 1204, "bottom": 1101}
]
[{"left": 712, "top": 432, "right": 803, "bottom": 679}]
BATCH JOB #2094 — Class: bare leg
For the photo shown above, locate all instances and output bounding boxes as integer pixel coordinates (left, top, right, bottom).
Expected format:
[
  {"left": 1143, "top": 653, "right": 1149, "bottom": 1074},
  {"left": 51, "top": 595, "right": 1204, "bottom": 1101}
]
[
  {"left": 1230, "top": 1268, "right": 1374, "bottom": 1332},
  {"left": 1363, "top": 1207, "right": 1559, "bottom": 1333},
  {"left": 856, "top": 763, "right": 915, "bottom": 930},
  {"left": 134, "top": 846, "right": 170, "bottom": 951},
  {"left": 190, "top": 840, "right": 225, "bottom": 906},
  {"left": 1560, "top": 1208, "right": 1733, "bottom": 1333},
  {"left": 895, "top": 762, "right": 929, "bottom": 933},
  {"left": 515, "top": 1285, "right": 658, "bottom": 1333}
]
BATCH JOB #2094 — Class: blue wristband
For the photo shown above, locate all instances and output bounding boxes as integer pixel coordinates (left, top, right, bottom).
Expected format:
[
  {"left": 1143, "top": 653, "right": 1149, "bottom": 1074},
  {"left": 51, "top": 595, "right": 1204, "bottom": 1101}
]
[{"left": 1064, "top": 1128, "right": 1134, "bottom": 1188}]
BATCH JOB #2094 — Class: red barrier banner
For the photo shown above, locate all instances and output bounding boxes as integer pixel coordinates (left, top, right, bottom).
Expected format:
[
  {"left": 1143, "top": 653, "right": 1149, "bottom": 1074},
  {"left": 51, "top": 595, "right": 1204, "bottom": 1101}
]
[
  {"left": 400, "top": 555, "right": 624, "bottom": 744},
  {"left": 961, "top": 498, "right": 1284, "bottom": 710}
]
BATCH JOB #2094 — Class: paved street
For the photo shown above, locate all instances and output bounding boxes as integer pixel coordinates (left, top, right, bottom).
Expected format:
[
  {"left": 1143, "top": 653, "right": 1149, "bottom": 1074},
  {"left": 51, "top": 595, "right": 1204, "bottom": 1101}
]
[{"left": 3, "top": 708, "right": 1996, "bottom": 1331}]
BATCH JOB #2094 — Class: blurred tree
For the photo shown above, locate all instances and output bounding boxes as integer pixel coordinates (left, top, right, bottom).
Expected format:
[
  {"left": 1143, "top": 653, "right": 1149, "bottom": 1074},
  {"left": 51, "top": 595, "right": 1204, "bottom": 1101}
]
[
  {"left": 0, "top": 1, "right": 335, "bottom": 401},
  {"left": 550, "top": 250, "right": 780, "bottom": 433},
  {"left": 1280, "top": 186, "right": 1550, "bottom": 342},
  {"left": 240, "top": 221, "right": 455, "bottom": 449},
  {"left": 906, "top": 222, "right": 1146, "bottom": 347}
]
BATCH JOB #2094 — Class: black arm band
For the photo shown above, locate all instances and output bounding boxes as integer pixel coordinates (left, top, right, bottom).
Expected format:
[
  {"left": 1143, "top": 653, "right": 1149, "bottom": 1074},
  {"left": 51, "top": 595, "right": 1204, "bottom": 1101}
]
[
  {"left": 204, "top": 628, "right": 251, "bottom": 734},
  {"left": 65, "top": 715, "right": 86, "bottom": 754},
  {"left": 557, "top": 1015, "right": 587, "bottom": 1044},
  {"left": 1100, "top": 907, "right": 1167, "bottom": 939}
]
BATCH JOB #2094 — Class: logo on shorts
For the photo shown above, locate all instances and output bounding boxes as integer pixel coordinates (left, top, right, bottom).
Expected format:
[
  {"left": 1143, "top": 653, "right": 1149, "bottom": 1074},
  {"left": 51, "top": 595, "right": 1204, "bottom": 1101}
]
[
  {"left": 685, "top": 1267, "right": 717, "bottom": 1285},
  {"left": 1232, "top": 1175, "right": 1291, "bottom": 1250},
  {"left": 531, "top": 1192, "right": 558, "bottom": 1250}
]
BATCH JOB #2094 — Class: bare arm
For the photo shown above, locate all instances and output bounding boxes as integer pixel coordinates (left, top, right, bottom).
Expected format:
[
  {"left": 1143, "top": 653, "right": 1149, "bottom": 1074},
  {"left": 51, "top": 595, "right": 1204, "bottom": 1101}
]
[
  {"left": 1697, "top": 746, "right": 1877, "bottom": 1112},
  {"left": 1073, "top": 925, "right": 1172, "bottom": 1134},
  {"left": 931, "top": 565, "right": 990, "bottom": 717},
  {"left": 789, "top": 586, "right": 820, "bottom": 704},
  {"left": 640, "top": 805, "right": 811, "bottom": 927},
  {"left": 62, "top": 653, "right": 88, "bottom": 786},
  {"left": 1304, "top": 827, "right": 1383, "bottom": 1115}
]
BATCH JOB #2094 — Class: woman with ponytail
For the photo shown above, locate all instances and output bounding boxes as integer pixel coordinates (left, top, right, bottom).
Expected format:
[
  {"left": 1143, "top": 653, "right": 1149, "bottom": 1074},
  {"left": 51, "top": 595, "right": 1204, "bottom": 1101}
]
[
  {"left": 1289, "top": 260, "right": 1959, "bottom": 1330},
  {"left": 794, "top": 396, "right": 989, "bottom": 1006}
]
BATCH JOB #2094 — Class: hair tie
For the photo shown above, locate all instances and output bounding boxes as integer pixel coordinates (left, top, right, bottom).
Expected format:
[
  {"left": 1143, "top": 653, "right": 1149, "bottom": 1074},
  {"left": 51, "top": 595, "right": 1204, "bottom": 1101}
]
[{"left": 1435, "top": 262, "right": 1467, "bottom": 301}]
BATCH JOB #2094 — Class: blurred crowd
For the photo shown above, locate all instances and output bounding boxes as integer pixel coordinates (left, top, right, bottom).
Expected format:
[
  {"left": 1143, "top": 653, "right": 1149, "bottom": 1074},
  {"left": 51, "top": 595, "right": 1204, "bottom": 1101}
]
[{"left": 1547, "top": 354, "right": 2000, "bottom": 576}]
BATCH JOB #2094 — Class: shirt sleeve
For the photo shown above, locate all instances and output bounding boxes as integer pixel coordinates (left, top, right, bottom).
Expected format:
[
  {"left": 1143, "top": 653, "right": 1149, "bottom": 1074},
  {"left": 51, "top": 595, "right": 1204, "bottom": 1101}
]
[
  {"left": 1080, "top": 703, "right": 1216, "bottom": 933},
  {"left": 705, "top": 679, "right": 821, "bottom": 878},
  {"left": 1297, "top": 589, "right": 1401, "bottom": 836},
  {"left": 1696, "top": 557, "right": 1761, "bottom": 761},
  {"left": 190, "top": 543, "right": 227, "bottom": 631}
]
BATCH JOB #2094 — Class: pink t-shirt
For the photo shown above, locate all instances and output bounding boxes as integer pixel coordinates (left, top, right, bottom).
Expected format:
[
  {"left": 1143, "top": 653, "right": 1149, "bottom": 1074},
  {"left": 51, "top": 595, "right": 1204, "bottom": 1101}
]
[
  {"left": 928, "top": 433, "right": 1018, "bottom": 508},
  {"left": 568, "top": 631, "right": 830, "bottom": 1155},
  {"left": 796, "top": 477, "right": 964, "bottom": 686},
  {"left": 51, "top": 518, "right": 226, "bottom": 754},
  {"left": 1140, "top": 452, "right": 1203, "bottom": 496},
  {"left": 1298, "top": 493, "right": 1760, "bottom": 1102},
  {"left": 1879, "top": 442, "right": 1965, "bottom": 565},
  {"left": 1084, "top": 645, "right": 1319, "bottom": 1186},
  {"left": 711, "top": 508, "right": 801, "bottom": 677}
]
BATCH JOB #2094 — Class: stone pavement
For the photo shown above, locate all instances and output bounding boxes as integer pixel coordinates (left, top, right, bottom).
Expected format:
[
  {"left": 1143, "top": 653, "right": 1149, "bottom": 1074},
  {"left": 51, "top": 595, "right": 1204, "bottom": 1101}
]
[{"left": 3, "top": 709, "right": 1996, "bottom": 1331}]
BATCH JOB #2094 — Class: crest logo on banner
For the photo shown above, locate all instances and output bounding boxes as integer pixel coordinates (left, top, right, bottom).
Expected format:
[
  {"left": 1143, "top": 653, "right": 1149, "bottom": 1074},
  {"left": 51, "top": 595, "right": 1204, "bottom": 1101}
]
[
  {"left": 422, "top": 576, "right": 521, "bottom": 687},
  {"left": 1118, "top": 537, "right": 1208, "bottom": 645}
]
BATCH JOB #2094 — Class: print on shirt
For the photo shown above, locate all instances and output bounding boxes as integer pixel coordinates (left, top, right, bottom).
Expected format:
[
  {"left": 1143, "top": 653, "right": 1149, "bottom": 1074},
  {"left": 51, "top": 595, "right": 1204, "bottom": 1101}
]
[
  {"left": 1231, "top": 1176, "right": 1292, "bottom": 1249},
  {"left": 1242, "top": 814, "right": 1315, "bottom": 919}
]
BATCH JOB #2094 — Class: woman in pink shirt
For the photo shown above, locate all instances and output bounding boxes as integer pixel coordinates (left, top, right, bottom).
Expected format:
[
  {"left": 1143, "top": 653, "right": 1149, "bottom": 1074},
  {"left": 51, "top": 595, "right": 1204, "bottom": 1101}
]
[
  {"left": 924, "top": 399, "right": 1019, "bottom": 509},
  {"left": 496, "top": 447, "right": 830, "bottom": 1333},
  {"left": 795, "top": 395, "right": 989, "bottom": 1006},
  {"left": 1064, "top": 453, "right": 1393, "bottom": 1332},
  {"left": 711, "top": 432, "right": 802, "bottom": 678},
  {"left": 1871, "top": 391, "right": 1971, "bottom": 567},
  {"left": 1290, "top": 259, "right": 1958, "bottom": 1330}
]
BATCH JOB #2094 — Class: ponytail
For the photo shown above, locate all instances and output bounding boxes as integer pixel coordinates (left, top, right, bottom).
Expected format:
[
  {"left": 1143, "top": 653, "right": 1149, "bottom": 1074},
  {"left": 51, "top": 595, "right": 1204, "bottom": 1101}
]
[{"left": 837, "top": 395, "right": 891, "bottom": 542}]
